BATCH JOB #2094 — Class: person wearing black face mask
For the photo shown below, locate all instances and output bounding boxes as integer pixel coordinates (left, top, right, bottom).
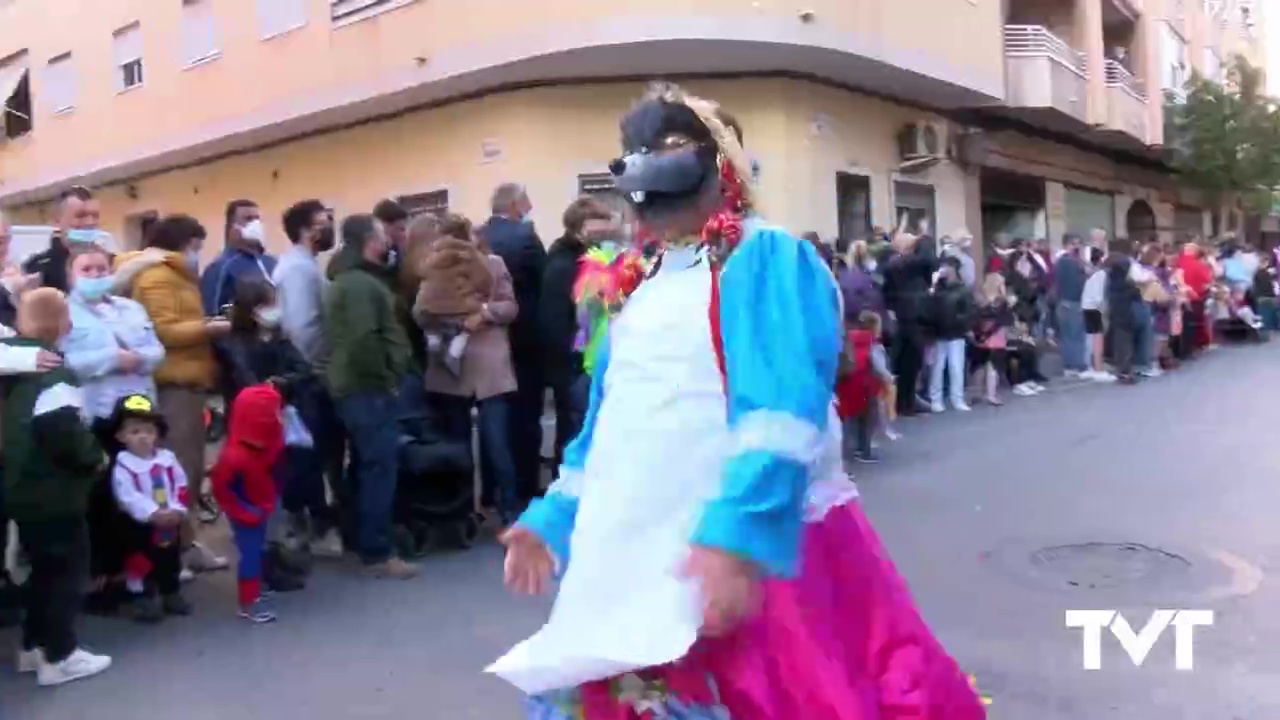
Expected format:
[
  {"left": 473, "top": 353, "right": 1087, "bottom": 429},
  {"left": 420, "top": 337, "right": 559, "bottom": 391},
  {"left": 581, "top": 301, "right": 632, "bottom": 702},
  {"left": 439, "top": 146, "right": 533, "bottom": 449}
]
[{"left": 272, "top": 200, "right": 346, "bottom": 558}]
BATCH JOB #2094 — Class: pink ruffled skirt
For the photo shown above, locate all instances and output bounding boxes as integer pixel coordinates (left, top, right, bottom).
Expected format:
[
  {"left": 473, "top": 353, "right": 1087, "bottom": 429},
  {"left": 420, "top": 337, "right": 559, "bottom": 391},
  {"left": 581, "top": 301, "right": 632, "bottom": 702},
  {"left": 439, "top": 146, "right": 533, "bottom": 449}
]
[{"left": 524, "top": 500, "right": 986, "bottom": 719}]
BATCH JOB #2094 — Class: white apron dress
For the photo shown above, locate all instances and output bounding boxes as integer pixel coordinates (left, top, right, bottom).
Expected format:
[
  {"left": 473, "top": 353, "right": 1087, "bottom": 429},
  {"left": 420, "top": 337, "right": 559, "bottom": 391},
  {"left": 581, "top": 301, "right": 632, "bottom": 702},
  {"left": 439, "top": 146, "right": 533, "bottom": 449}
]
[{"left": 488, "top": 245, "right": 856, "bottom": 694}]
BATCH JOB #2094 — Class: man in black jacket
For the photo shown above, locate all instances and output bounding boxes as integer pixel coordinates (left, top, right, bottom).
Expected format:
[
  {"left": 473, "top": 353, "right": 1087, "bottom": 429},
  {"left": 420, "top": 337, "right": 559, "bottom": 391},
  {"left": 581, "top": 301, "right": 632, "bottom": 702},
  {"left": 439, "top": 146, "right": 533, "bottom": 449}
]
[
  {"left": 881, "top": 232, "right": 937, "bottom": 416},
  {"left": 483, "top": 183, "right": 547, "bottom": 504},
  {"left": 24, "top": 185, "right": 101, "bottom": 292},
  {"left": 539, "top": 196, "right": 617, "bottom": 473}
]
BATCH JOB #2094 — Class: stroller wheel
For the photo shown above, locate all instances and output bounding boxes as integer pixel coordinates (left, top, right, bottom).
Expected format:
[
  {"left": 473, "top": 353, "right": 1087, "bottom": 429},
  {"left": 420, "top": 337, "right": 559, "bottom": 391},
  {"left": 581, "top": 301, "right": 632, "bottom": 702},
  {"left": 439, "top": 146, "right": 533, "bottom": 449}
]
[
  {"left": 454, "top": 515, "right": 481, "bottom": 549},
  {"left": 393, "top": 525, "right": 420, "bottom": 560},
  {"left": 196, "top": 492, "right": 222, "bottom": 525}
]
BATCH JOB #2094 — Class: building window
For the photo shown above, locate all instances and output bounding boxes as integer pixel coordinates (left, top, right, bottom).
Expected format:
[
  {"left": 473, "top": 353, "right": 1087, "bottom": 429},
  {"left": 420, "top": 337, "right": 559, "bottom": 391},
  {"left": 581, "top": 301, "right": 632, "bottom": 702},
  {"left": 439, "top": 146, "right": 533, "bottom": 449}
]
[
  {"left": 893, "top": 180, "right": 936, "bottom": 236},
  {"left": 1160, "top": 22, "right": 1188, "bottom": 96},
  {"left": 398, "top": 189, "right": 449, "bottom": 218},
  {"left": 1203, "top": 48, "right": 1223, "bottom": 82},
  {"left": 112, "top": 23, "right": 144, "bottom": 91},
  {"left": 43, "top": 53, "right": 75, "bottom": 114},
  {"left": 258, "top": 0, "right": 307, "bottom": 38},
  {"left": 577, "top": 172, "right": 630, "bottom": 217},
  {"left": 0, "top": 51, "right": 31, "bottom": 139},
  {"left": 331, "top": 0, "right": 417, "bottom": 24},
  {"left": 181, "top": 0, "right": 220, "bottom": 67}
]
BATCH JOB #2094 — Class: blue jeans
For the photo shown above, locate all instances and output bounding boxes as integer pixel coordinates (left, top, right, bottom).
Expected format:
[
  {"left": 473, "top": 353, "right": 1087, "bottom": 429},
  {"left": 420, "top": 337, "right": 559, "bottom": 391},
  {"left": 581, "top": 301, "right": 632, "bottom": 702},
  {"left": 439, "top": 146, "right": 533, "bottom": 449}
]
[
  {"left": 928, "top": 338, "right": 967, "bottom": 407},
  {"left": 1056, "top": 301, "right": 1087, "bottom": 372},
  {"left": 337, "top": 392, "right": 401, "bottom": 564},
  {"left": 477, "top": 393, "right": 521, "bottom": 522},
  {"left": 1133, "top": 302, "right": 1155, "bottom": 370}
]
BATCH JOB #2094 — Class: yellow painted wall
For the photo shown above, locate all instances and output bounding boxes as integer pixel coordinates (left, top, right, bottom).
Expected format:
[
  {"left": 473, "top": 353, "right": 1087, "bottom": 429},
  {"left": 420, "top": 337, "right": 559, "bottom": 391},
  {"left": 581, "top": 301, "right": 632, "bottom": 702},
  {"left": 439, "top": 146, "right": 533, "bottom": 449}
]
[
  {"left": 5, "top": 78, "right": 975, "bottom": 262},
  {"left": 0, "top": 0, "right": 1004, "bottom": 189}
]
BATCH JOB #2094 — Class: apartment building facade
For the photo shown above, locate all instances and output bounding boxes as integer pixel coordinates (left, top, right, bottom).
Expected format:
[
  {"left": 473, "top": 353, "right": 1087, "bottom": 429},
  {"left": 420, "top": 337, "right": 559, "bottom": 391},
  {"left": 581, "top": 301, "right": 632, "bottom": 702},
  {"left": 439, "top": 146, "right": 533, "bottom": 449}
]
[{"left": 0, "top": 0, "right": 1265, "bottom": 263}]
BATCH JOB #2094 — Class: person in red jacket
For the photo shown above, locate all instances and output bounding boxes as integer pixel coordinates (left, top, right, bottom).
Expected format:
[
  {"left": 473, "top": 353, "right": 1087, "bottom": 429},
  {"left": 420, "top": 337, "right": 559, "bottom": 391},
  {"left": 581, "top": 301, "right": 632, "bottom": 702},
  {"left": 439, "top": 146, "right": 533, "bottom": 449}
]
[
  {"left": 210, "top": 383, "right": 285, "bottom": 623},
  {"left": 1175, "top": 241, "right": 1214, "bottom": 353},
  {"left": 835, "top": 312, "right": 887, "bottom": 462}
]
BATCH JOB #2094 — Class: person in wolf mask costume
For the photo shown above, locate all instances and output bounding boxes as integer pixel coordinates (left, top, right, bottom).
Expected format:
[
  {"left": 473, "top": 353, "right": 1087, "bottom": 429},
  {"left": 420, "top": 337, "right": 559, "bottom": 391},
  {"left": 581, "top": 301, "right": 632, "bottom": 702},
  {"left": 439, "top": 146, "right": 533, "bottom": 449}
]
[{"left": 488, "top": 83, "right": 986, "bottom": 720}]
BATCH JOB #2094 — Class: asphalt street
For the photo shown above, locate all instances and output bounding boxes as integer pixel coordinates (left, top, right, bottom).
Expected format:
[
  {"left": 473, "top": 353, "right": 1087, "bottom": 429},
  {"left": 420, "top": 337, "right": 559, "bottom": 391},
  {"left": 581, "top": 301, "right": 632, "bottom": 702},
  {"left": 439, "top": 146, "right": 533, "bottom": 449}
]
[{"left": 3, "top": 344, "right": 1279, "bottom": 719}]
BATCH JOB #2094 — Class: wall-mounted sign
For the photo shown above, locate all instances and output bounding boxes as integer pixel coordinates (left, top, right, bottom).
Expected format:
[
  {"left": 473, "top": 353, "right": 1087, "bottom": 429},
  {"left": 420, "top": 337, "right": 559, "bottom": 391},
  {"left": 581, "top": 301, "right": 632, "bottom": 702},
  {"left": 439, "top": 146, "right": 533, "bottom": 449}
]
[{"left": 481, "top": 138, "right": 503, "bottom": 164}]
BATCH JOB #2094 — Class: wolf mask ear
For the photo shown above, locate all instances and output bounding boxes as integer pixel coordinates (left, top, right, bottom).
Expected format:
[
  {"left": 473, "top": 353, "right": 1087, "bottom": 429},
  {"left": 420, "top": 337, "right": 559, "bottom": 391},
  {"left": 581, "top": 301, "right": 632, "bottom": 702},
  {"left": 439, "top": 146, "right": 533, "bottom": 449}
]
[{"left": 16, "top": 287, "right": 69, "bottom": 343}]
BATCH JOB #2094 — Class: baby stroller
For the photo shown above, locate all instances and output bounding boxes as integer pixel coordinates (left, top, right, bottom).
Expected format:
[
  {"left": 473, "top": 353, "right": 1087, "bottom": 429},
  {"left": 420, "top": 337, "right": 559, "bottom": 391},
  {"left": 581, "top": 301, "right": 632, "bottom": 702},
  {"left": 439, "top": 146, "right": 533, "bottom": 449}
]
[{"left": 392, "top": 375, "right": 480, "bottom": 558}]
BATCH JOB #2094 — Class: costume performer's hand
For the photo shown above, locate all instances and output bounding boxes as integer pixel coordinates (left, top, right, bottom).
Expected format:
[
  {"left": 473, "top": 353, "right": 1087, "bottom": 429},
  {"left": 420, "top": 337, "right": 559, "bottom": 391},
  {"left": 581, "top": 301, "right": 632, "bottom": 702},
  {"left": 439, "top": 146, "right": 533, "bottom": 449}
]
[
  {"left": 682, "top": 544, "right": 761, "bottom": 636},
  {"left": 500, "top": 526, "right": 554, "bottom": 595}
]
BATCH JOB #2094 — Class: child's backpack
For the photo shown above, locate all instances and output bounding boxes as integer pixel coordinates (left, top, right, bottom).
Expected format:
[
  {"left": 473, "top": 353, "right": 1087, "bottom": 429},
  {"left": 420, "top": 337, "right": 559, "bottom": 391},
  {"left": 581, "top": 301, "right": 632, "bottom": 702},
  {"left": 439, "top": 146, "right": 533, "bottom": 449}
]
[{"left": 834, "top": 328, "right": 880, "bottom": 420}]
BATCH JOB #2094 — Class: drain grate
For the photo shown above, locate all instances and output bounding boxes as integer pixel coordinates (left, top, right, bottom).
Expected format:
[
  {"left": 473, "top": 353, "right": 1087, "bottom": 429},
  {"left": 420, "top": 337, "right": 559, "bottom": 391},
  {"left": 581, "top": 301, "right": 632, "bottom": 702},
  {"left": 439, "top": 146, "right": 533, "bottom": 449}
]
[{"left": 1028, "top": 542, "right": 1191, "bottom": 589}]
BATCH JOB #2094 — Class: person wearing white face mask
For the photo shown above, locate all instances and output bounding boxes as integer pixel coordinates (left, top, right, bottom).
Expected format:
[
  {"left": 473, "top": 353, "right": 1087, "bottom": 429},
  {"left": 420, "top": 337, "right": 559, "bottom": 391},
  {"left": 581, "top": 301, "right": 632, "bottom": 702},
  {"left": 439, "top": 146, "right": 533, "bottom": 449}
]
[
  {"left": 199, "top": 200, "right": 278, "bottom": 316},
  {"left": 59, "top": 243, "right": 169, "bottom": 616},
  {"left": 213, "top": 278, "right": 323, "bottom": 592}
]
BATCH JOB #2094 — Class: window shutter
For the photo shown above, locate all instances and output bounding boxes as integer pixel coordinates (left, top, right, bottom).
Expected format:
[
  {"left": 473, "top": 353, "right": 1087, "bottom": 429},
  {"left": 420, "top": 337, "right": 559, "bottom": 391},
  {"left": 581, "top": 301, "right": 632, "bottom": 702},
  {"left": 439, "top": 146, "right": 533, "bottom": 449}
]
[
  {"left": 259, "top": 0, "right": 307, "bottom": 37},
  {"left": 44, "top": 54, "right": 74, "bottom": 112},
  {"left": 182, "top": 0, "right": 220, "bottom": 64},
  {"left": 112, "top": 24, "right": 143, "bottom": 67}
]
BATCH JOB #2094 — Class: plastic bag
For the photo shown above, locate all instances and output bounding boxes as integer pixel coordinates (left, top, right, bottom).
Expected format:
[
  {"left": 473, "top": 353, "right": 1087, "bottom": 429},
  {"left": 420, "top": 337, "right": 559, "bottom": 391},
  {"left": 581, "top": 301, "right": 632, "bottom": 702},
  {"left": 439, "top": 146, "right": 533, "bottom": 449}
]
[{"left": 282, "top": 405, "right": 313, "bottom": 448}]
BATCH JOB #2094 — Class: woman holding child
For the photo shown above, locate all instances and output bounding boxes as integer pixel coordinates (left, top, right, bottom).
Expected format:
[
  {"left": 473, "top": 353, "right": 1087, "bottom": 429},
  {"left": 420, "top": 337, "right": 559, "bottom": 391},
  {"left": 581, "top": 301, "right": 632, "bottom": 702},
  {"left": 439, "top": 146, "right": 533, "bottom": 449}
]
[{"left": 412, "top": 214, "right": 522, "bottom": 525}]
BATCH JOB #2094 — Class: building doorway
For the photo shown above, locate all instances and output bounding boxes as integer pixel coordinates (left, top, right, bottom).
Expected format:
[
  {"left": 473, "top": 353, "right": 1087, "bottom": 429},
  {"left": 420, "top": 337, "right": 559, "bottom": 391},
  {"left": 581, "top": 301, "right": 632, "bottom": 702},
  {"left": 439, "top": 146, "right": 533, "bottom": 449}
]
[
  {"left": 835, "top": 172, "right": 872, "bottom": 247},
  {"left": 1125, "top": 199, "right": 1156, "bottom": 245},
  {"left": 979, "top": 168, "right": 1045, "bottom": 256},
  {"left": 123, "top": 210, "right": 158, "bottom": 251}
]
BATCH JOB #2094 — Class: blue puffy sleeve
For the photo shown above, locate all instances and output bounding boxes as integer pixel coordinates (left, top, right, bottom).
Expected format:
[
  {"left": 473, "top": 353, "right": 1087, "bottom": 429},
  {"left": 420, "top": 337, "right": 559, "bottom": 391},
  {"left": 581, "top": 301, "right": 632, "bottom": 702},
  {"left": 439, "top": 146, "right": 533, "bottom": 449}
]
[
  {"left": 690, "top": 224, "right": 841, "bottom": 578},
  {"left": 516, "top": 337, "right": 610, "bottom": 570}
]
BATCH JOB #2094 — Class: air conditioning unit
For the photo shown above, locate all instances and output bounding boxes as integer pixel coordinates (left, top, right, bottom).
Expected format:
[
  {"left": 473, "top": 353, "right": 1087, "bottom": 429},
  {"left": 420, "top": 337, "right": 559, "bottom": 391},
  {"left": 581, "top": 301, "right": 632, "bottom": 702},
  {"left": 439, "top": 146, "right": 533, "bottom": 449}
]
[
  {"left": 896, "top": 122, "right": 945, "bottom": 173},
  {"left": 897, "top": 122, "right": 943, "bottom": 160}
]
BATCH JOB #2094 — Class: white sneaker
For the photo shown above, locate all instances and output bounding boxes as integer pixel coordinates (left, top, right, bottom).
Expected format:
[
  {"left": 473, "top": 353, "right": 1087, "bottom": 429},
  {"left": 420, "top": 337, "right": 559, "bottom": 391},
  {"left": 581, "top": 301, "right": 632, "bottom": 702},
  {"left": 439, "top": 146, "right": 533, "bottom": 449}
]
[
  {"left": 179, "top": 567, "right": 196, "bottom": 584},
  {"left": 36, "top": 648, "right": 111, "bottom": 687},
  {"left": 1063, "top": 369, "right": 1083, "bottom": 378},
  {"left": 184, "top": 542, "right": 229, "bottom": 572},
  {"left": 1028, "top": 382, "right": 1046, "bottom": 393},
  {"left": 951, "top": 400, "right": 972, "bottom": 412},
  {"left": 1139, "top": 367, "right": 1163, "bottom": 378},
  {"left": 310, "top": 529, "right": 345, "bottom": 559},
  {"left": 1013, "top": 383, "right": 1036, "bottom": 397},
  {"left": 1090, "top": 371, "right": 1117, "bottom": 382},
  {"left": 16, "top": 647, "right": 43, "bottom": 673},
  {"left": 929, "top": 402, "right": 946, "bottom": 414}
]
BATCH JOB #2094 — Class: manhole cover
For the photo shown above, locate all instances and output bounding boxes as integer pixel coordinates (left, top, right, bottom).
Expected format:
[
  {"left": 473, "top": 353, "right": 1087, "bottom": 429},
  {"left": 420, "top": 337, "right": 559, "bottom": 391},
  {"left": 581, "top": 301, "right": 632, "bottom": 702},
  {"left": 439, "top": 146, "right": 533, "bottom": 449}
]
[{"left": 1028, "top": 542, "right": 1191, "bottom": 589}]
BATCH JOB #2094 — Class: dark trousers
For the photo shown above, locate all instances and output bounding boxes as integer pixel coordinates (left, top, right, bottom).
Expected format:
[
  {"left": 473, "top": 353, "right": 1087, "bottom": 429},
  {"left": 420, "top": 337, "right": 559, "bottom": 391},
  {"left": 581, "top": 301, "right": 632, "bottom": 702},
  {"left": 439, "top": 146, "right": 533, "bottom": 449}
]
[
  {"left": 18, "top": 518, "right": 88, "bottom": 663},
  {"left": 315, "top": 391, "right": 349, "bottom": 538},
  {"left": 337, "top": 392, "right": 400, "bottom": 564},
  {"left": 431, "top": 392, "right": 522, "bottom": 520},
  {"left": 1112, "top": 324, "right": 1137, "bottom": 376},
  {"left": 509, "top": 359, "right": 545, "bottom": 503},
  {"left": 0, "top": 465, "right": 7, "bottom": 583},
  {"left": 891, "top": 330, "right": 925, "bottom": 415},
  {"left": 1005, "top": 343, "right": 1040, "bottom": 386},
  {"left": 547, "top": 368, "right": 587, "bottom": 471},
  {"left": 121, "top": 517, "right": 182, "bottom": 597},
  {"left": 852, "top": 406, "right": 875, "bottom": 456}
]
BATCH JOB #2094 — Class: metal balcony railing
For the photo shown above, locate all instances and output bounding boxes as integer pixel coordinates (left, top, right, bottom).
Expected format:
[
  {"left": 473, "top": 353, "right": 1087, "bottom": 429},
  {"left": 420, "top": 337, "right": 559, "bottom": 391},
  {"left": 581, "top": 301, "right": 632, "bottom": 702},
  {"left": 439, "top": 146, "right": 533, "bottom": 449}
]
[
  {"left": 1004, "top": 25, "right": 1088, "bottom": 77},
  {"left": 1104, "top": 59, "right": 1149, "bottom": 101}
]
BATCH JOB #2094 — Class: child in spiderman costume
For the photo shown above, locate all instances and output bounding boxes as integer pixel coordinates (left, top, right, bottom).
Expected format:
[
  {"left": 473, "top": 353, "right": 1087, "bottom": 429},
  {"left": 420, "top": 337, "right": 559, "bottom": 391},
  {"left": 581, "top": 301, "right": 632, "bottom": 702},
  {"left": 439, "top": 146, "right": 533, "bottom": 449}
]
[
  {"left": 210, "top": 382, "right": 286, "bottom": 624},
  {"left": 487, "top": 83, "right": 986, "bottom": 719}
]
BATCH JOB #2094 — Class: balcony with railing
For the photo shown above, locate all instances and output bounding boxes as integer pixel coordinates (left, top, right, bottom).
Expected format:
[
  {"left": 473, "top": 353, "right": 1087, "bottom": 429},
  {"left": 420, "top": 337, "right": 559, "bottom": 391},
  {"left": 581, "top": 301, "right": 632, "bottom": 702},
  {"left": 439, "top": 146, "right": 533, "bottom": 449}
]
[
  {"left": 1103, "top": 59, "right": 1150, "bottom": 142},
  {"left": 1003, "top": 25, "right": 1089, "bottom": 124}
]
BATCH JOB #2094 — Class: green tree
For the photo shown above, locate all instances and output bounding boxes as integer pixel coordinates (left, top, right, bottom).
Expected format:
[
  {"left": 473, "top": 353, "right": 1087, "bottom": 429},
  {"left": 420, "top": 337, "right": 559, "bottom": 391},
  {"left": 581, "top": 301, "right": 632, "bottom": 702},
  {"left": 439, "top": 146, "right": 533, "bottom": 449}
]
[{"left": 1165, "top": 55, "right": 1280, "bottom": 215}]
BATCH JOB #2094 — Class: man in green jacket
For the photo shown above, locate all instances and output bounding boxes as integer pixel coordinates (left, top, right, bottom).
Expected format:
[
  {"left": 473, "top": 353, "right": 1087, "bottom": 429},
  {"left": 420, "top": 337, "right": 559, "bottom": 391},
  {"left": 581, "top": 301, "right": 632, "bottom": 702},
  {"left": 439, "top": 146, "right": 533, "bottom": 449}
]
[
  {"left": 323, "top": 214, "right": 417, "bottom": 579},
  {"left": 4, "top": 288, "right": 111, "bottom": 686}
]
